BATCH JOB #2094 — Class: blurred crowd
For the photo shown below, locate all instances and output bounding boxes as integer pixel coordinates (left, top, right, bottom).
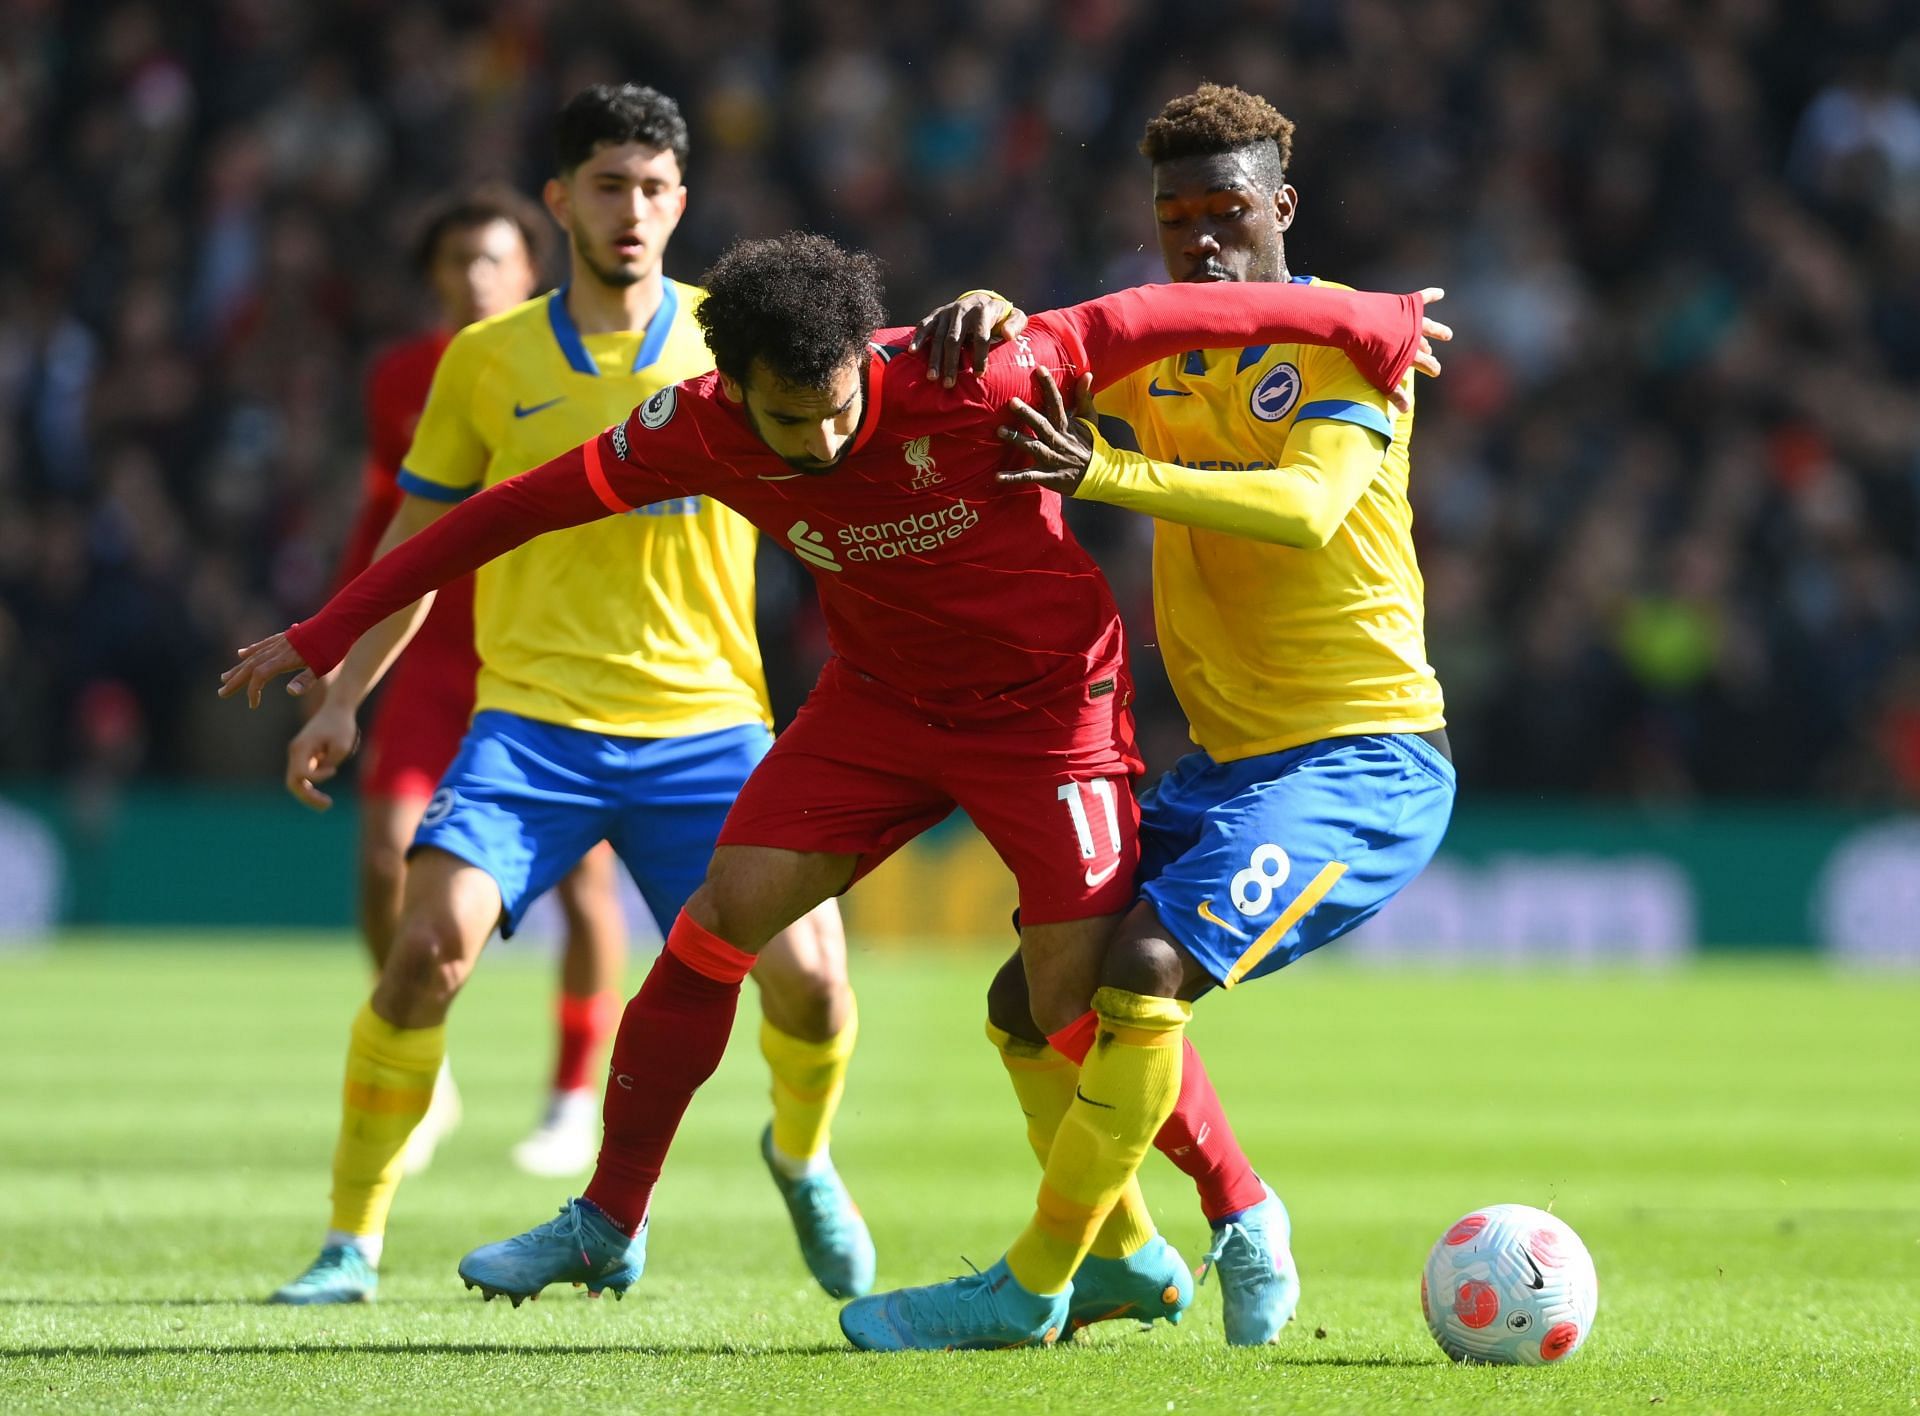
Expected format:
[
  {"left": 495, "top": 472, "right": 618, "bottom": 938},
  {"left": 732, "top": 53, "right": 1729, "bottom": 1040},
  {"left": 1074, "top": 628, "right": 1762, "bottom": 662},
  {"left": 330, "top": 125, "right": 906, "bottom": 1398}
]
[{"left": 1, "top": 0, "right": 1916, "bottom": 799}]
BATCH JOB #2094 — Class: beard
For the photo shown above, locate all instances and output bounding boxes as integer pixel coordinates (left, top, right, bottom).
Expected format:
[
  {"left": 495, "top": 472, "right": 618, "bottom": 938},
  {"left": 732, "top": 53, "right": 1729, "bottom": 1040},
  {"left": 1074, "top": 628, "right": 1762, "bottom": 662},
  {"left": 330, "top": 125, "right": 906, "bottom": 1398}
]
[{"left": 572, "top": 224, "right": 643, "bottom": 288}]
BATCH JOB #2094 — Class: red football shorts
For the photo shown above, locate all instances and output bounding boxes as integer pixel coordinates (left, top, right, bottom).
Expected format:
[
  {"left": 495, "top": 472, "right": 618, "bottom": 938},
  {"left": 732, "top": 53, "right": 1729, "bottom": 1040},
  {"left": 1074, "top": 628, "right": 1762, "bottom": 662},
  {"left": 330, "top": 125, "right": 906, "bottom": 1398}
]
[
  {"left": 359, "top": 641, "right": 478, "bottom": 803},
  {"left": 718, "top": 660, "right": 1144, "bottom": 925}
]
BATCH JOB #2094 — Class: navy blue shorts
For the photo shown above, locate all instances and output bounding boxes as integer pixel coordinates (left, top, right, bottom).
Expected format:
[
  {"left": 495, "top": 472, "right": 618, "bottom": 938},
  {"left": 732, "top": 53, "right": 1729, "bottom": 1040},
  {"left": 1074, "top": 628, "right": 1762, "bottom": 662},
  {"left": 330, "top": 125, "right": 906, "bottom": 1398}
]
[{"left": 413, "top": 710, "right": 772, "bottom": 935}]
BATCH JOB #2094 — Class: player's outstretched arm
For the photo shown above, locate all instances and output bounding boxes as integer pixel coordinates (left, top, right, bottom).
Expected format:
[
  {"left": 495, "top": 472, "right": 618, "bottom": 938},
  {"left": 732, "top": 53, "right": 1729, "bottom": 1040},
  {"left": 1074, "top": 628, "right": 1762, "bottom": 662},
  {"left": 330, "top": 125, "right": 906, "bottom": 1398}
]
[
  {"left": 218, "top": 436, "right": 625, "bottom": 709},
  {"left": 280, "top": 493, "right": 454, "bottom": 810},
  {"left": 999, "top": 369, "right": 1387, "bottom": 549},
  {"left": 1033, "top": 283, "right": 1449, "bottom": 408}
]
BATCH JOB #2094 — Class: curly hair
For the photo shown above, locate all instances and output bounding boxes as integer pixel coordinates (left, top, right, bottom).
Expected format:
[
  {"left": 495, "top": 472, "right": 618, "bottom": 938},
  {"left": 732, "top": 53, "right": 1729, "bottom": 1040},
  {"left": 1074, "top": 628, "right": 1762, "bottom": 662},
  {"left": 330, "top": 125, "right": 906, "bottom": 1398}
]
[
  {"left": 555, "top": 83, "right": 690, "bottom": 175},
  {"left": 1140, "top": 82, "right": 1294, "bottom": 184},
  {"left": 695, "top": 233, "right": 887, "bottom": 387}
]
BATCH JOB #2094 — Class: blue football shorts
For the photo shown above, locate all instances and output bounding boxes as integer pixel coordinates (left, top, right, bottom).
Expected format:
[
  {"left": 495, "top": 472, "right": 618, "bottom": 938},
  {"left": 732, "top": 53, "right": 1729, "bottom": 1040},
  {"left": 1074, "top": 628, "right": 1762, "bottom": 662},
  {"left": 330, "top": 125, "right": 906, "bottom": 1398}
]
[
  {"left": 411, "top": 709, "right": 772, "bottom": 934},
  {"left": 1137, "top": 731, "right": 1456, "bottom": 989}
]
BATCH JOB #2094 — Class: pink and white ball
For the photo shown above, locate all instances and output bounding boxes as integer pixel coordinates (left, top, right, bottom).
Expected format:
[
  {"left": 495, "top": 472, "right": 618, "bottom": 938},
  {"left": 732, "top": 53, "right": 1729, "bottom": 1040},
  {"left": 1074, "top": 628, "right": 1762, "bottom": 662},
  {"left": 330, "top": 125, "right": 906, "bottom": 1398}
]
[{"left": 1420, "top": 1204, "right": 1599, "bottom": 1365}]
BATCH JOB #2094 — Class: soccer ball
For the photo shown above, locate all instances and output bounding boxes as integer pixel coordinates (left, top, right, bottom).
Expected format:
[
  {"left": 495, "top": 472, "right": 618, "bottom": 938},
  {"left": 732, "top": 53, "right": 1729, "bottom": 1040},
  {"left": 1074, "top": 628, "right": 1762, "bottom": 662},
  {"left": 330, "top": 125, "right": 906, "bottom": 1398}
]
[{"left": 1420, "top": 1204, "right": 1598, "bottom": 1365}]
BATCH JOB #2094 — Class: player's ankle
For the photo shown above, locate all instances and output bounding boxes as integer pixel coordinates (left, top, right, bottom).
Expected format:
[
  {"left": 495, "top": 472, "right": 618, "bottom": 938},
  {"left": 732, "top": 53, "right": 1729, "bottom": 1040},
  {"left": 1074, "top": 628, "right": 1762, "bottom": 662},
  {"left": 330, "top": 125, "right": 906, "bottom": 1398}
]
[
  {"left": 767, "top": 1139, "right": 830, "bottom": 1180},
  {"left": 323, "top": 1230, "right": 383, "bottom": 1266}
]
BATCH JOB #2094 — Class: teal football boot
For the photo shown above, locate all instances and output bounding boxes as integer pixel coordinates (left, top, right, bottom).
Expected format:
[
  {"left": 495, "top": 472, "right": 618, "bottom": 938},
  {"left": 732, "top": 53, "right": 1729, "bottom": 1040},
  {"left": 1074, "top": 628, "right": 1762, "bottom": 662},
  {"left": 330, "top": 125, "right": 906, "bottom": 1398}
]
[
  {"left": 840, "top": 1258, "right": 1069, "bottom": 1351},
  {"left": 268, "top": 1244, "right": 378, "bottom": 1305},
  {"left": 458, "top": 1198, "right": 645, "bottom": 1305},
  {"left": 1197, "top": 1183, "right": 1300, "bottom": 1345},
  {"left": 1067, "top": 1235, "right": 1193, "bottom": 1332},
  {"left": 760, "top": 1126, "right": 876, "bottom": 1298}
]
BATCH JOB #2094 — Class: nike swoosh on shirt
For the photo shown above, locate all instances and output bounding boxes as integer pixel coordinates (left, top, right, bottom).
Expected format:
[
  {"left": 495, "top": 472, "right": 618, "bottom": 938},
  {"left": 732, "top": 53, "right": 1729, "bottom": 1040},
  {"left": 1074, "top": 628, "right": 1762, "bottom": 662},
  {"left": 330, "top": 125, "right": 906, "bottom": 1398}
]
[
  {"left": 1085, "top": 860, "right": 1121, "bottom": 888},
  {"left": 513, "top": 397, "right": 566, "bottom": 418},
  {"left": 1147, "top": 379, "right": 1191, "bottom": 398},
  {"left": 757, "top": 472, "right": 805, "bottom": 481}
]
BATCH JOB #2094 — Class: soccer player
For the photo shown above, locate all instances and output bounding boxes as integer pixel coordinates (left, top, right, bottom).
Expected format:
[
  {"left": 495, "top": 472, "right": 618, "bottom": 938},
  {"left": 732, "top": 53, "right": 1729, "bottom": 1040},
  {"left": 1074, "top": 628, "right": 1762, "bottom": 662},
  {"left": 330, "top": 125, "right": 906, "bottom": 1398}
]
[
  {"left": 220, "top": 229, "right": 1442, "bottom": 1331},
  {"left": 315, "top": 187, "right": 632, "bottom": 1180},
  {"left": 841, "top": 83, "right": 1456, "bottom": 1351},
  {"left": 262, "top": 86, "right": 868, "bottom": 1308}
]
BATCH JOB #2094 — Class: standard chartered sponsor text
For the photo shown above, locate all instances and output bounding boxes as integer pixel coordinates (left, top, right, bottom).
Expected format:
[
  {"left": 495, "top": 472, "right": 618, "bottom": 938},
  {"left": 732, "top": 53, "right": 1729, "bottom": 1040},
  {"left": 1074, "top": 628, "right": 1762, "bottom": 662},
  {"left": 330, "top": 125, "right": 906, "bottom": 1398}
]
[{"left": 836, "top": 501, "right": 980, "bottom": 561}]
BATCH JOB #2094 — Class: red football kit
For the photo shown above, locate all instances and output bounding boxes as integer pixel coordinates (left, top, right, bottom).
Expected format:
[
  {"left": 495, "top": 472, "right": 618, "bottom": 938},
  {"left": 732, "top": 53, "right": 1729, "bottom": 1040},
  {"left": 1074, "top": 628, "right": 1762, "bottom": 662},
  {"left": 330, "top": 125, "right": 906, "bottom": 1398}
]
[
  {"left": 288, "top": 278, "right": 1422, "bottom": 1237},
  {"left": 333, "top": 331, "right": 480, "bottom": 802},
  {"left": 291, "top": 280, "right": 1422, "bottom": 923}
]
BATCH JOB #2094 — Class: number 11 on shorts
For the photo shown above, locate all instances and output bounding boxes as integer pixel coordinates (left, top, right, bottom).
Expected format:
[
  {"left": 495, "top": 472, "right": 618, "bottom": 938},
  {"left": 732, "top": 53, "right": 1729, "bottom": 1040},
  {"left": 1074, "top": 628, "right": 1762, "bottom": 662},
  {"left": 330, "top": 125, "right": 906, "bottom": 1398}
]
[{"left": 1058, "top": 779, "right": 1122, "bottom": 861}]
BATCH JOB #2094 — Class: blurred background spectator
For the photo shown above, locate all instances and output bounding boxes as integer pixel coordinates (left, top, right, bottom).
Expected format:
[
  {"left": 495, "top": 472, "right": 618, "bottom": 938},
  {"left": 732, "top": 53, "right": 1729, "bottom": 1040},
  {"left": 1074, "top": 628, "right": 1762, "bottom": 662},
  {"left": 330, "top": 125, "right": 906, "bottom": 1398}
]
[{"left": 1, "top": 0, "right": 1915, "bottom": 800}]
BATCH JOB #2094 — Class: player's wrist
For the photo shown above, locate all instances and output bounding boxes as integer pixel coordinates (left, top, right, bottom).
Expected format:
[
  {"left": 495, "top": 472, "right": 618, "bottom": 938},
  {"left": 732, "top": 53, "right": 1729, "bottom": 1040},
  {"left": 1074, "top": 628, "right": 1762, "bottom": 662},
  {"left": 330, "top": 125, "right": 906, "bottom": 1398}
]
[
  {"left": 1072, "top": 428, "right": 1119, "bottom": 498},
  {"left": 957, "top": 289, "right": 1013, "bottom": 324}
]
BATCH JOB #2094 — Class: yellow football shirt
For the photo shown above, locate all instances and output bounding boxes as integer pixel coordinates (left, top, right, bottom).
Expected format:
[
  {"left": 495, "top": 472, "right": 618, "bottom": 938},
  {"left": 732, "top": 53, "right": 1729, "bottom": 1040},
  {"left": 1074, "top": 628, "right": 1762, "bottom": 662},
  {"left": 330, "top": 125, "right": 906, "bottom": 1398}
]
[
  {"left": 399, "top": 280, "right": 770, "bottom": 736},
  {"left": 1083, "top": 277, "right": 1445, "bottom": 761}
]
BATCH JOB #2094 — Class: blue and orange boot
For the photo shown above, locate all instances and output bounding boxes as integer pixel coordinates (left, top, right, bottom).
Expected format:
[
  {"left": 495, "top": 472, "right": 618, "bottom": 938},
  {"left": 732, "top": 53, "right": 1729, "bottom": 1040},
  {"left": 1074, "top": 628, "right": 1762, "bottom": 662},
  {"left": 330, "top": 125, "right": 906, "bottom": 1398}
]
[{"left": 1067, "top": 1236, "right": 1193, "bottom": 1332}]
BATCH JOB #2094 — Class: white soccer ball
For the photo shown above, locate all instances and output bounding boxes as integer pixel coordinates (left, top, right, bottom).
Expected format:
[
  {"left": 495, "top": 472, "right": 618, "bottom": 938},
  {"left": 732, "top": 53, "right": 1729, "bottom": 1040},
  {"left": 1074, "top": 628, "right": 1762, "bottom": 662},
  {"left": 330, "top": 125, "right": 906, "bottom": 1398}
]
[{"left": 1420, "top": 1204, "right": 1598, "bottom": 1365}]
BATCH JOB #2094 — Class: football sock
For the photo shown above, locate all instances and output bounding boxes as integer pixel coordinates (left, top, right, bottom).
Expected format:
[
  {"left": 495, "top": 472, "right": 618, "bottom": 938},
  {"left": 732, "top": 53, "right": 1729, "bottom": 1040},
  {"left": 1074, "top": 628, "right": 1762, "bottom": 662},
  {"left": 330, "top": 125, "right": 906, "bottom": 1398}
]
[
  {"left": 987, "top": 1021, "right": 1155, "bottom": 1260},
  {"left": 328, "top": 1000, "right": 446, "bottom": 1241},
  {"left": 1005, "top": 987, "right": 1188, "bottom": 1296},
  {"left": 1050, "top": 1008, "right": 1264, "bottom": 1225},
  {"left": 552, "top": 988, "right": 622, "bottom": 1096},
  {"left": 582, "top": 912, "right": 755, "bottom": 1236},
  {"left": 760, "top": 1000, "right": 857, "bottom": 1172},
  {"left": 1159, "top": 1040, "right": 1267, "bottom": 1223},
  {"left": 323, "top": 1229, "right": 383, "bottom": 1264}
]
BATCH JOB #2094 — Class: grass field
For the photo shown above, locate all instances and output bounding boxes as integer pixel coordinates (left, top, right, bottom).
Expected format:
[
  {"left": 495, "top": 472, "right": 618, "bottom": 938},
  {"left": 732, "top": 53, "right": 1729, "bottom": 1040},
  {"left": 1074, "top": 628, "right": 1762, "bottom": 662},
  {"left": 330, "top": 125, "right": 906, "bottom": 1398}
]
[{"left": 2, "top": 938, "right": 1916, "bottom": 1413}]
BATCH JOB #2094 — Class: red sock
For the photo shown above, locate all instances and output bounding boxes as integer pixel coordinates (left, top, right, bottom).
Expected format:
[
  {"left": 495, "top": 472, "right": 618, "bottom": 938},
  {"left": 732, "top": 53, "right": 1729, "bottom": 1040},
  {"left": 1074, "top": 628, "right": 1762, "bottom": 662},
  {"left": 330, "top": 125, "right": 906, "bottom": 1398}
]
[
  {"left": 1048, "top": 1011, "right": 1267, "bottom": 1225},
  {"left": 582, "top": 913, "right": 755, "bottom": 1235},
  {"left": 552, "top": 989, "right": 622, "bottom": 1095}
]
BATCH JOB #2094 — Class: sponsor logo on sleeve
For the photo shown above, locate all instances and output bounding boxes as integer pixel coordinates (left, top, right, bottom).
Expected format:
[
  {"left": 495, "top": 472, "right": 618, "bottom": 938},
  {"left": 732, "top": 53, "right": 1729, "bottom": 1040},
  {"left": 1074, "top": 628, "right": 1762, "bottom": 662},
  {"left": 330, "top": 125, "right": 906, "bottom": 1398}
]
[{"left": 610, "top": 422, "right": 630, "bottom": 461}]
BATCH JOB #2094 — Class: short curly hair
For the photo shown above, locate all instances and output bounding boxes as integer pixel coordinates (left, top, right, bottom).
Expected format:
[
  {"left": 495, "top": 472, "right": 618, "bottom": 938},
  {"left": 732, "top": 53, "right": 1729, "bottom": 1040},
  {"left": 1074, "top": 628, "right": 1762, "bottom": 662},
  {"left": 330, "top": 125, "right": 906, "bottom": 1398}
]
[
  {"left": 556, "top": 84, "right": 690, "bottom": 176},
  {"left": 695, "top": 232, "right": 887, "bottom": 388},
  {"left": 1140, "top": 83, "right": 1294, "bottom": 185}
]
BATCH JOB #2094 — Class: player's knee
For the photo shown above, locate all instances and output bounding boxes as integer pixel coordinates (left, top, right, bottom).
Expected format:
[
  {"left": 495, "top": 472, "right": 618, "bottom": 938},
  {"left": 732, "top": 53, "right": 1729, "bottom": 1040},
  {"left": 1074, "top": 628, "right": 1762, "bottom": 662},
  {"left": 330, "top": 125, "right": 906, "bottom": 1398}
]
[
  {"left": 696, "top": 848, "right": 839, "bottom": 952},
  {"left": 379, "top": 910, "right": 472, "bottom": 1016},
  {"left": 760, "top": 962, "right": 843, "bottom": 1040},
  {"left": 986, "top": 954, "right": 1046, "bottom": 1043},
  {"left": 1026, "top": 975, "right": 1093, "bottom": 1041},
  {"left": 1099, "top": 930, "right": 1186, "bottom": 1002}
]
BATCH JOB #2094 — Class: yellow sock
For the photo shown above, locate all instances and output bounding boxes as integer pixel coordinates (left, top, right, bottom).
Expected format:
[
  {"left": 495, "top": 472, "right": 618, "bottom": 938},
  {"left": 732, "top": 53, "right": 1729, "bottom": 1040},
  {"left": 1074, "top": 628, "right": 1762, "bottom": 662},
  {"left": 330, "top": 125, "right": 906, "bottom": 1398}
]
[
  {"left": 760, "top": 999, "right": 857, "bottom": 1162},
  {"left": 986, "top": 1022, "right": 1156, "bottom": 1260},
  {"left": 1004, "top": 988, "right": 1189, "bottom": 1296},
  {"left": 328, "top": 1001, "right": 446, "bottom": 1238}
]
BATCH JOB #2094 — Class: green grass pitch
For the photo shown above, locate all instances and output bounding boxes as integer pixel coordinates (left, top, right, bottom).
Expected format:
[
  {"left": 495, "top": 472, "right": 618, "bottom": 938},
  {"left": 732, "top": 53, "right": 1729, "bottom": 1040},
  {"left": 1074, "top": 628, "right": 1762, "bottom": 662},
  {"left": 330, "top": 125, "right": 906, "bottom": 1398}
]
[{"left": 2, "top": 938, "right": 1916, "bottom": 1413}]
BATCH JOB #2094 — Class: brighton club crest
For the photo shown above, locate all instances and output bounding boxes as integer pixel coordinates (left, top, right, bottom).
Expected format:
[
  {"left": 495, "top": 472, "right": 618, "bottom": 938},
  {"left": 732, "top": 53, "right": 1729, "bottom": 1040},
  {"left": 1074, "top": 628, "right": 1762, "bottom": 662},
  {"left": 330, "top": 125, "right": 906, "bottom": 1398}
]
[{"left": 1250, "top": 362, "right": 1302, "bottom": 422}]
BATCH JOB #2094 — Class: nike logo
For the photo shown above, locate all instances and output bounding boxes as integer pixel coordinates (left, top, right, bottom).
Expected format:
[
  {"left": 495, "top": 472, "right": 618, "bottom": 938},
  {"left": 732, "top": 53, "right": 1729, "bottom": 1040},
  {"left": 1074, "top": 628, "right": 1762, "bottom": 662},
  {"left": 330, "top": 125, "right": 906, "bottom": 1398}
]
[
  {"left": 1075, "top": 1086, "right": 1116, "bottom": 1110},
  {"left": 513, "top": 396, "right": 566, "bottom": 418},
  {"left": 757, "top": 472, "right": 805, "bottom": 481},
  {"left": 1147, "top": 379, "right": 1191, "bottom": 398},
  {"left": 1084, "top": 860, "right": 1120, "bottom": 888},
  {"left": 1197, "top": 899, "right": 1250, "bottom": 940},
  {"left": 1520, "top": 1253, "right": 1546, "bottom": 1290}
]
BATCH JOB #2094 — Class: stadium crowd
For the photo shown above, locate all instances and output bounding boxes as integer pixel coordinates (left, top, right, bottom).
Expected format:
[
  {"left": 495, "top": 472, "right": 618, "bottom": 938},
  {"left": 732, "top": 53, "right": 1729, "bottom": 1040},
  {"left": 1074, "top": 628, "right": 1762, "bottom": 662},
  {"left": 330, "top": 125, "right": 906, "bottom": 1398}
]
[{"left": 1, "top": 0, "right": 1916, "bottom": 799}]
